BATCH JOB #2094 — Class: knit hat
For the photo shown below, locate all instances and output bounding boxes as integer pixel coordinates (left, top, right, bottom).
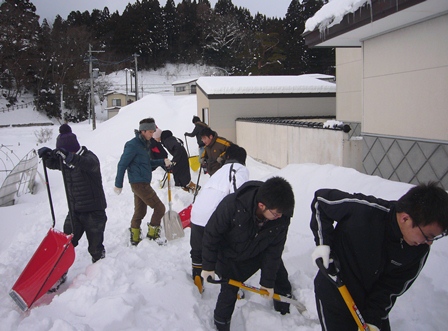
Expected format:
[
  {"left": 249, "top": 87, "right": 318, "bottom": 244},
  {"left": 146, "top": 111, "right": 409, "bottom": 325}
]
[
  {"left": 56, "top": 124, "right": 80, "bottom": 153},
  {"left": 160, "top": 130, "right": 173, "bottom": 142},
  {"left": 153, "top": 127, "right": 162, "bottom": 140}
]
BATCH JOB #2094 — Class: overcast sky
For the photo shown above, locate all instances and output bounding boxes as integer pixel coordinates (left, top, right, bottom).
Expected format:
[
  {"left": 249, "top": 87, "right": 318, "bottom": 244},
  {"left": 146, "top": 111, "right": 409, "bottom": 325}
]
[{"left": 32, "top": 0, "right": 293, "bottom": 23}]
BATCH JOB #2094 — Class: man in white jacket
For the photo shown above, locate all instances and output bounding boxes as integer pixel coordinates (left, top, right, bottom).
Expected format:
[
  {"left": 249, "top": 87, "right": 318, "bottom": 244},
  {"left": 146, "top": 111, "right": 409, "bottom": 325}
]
[{"left": 190, "top": 144, "right": 249, "bottom": 292}]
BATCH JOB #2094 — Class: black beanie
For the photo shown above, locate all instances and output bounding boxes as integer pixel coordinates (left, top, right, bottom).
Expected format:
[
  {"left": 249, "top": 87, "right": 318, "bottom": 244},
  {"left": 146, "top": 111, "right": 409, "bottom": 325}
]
[{"left": 56, "top": 124, "right": 80, "bottom": 153}]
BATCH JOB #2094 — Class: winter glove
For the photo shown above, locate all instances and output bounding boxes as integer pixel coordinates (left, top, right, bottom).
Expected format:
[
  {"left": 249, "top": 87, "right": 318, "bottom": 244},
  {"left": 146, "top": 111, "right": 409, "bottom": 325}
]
[
  {"left": 312, "top": 245, "right": 331, "bottom": 268},
  {"left": 38, "top": 147, "right": 52, "bottom": 159},
  {"left": 359, "top": 324, "right": 379, "bottom": 331},
  {"left": 260, "top": 286, "right": 274, "bottom": 299},
  {"left": 201, "top": 270, "right": 215, "bottom": 282},
  {"left": 114, "top": 187, "right": 122, "bottom": 195},
  {"left": 164, "top": 158, "right": 172, "bottom": 168},
  {"left": 217, "top": 156, "right": 224, "bottom": 164},
  {"left": 54, "top": 148, "right": 68, "bottom": 160}
]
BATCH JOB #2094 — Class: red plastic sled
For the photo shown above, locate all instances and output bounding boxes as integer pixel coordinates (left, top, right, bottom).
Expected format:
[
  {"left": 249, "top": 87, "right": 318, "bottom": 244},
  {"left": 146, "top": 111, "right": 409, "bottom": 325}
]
[
  {"left": 179, "top": 204, "right": 192, "bottom": 228},
  {"left": 9, "top": 228, "right": 75, "bottom": 311}
]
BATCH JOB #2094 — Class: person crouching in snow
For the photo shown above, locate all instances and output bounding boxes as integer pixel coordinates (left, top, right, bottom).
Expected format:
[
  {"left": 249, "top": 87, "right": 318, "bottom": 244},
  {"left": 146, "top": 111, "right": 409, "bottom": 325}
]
[
  {"left": 160, "top": 130, "right": 198, "bottom": 193},
  {"left": 201, "top": 176, "right": 295, "bottom": 331},
  {"left": 38, "top": 124, "right": 107, "bottom": 264}
]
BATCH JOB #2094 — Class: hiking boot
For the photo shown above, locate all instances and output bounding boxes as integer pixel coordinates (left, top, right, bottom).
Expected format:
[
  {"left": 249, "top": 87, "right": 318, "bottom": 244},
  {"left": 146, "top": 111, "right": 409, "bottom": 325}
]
[
  {"left": 130, "top": 227, "right": 141, "bottom": 246},
  {"left": 274, "top": 293, "right": 292, "bottom": 315},
  {"left": 183, "top": 181, "right": 201, "bottom": 193},
  {"left": 47, "top": 271, "right": 68, "bottom": 293},
  {"left": 147, "top": 224, "right": 166, "bottom": 245},
  {"left": 92, "top": 249, "right": 106, "bottom": 263}
]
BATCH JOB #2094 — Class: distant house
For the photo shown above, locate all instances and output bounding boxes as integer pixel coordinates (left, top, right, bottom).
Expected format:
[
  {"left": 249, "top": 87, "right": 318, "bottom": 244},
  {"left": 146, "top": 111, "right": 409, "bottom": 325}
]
[
  {"left": 104, "top": 91, "right": 136, "bottom": 119},
  {"left": 303, "top": 0, "right": 448, "bottom": 189},
  {"left": 195, "top": 74, "right": 336, "bottom": 143},
  {"left": 172, "top": 78, "right": 198, "bottom": 95}
]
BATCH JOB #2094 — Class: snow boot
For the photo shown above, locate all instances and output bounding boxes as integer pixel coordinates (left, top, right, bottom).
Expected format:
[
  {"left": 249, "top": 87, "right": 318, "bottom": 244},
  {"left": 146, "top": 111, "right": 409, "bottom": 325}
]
[
  {"left": 130, "top": 227, "right": 141, "bottom": 246},
  {"left": 214, "top": 315, "right": 231, "bottom": 331},
  {"left": 92, "top": 249, "right": 106, "bottom": 263},
  {"left": 183, "top": 181, "right": 200, "bottom": 193},
  {"left": 192, "top": 263, "right": 204, "bottom": 294},
  {"left": 273, "top": 293, "right": 292, "bottom": 315},
  {"left": 47, "top": 271, "right": 68, "bottom": 293},
  {"left": 147, "top": 224, "right": 166, "bottom": 245}
]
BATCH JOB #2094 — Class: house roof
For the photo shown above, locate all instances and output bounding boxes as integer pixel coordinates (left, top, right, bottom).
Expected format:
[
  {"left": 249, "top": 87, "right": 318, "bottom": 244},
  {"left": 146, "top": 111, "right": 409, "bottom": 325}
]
[
  {"left": 303, "top": 0, "right": 448, "bottom": 47},
  {"left": 196, "top": 74, "right": 336, "bottom": 96},
  {"left": 104, "top": 90, "right": 136, "bottom": 97},
  {"left": 171, "top": 78, "right": 198, "bottom": 85}
]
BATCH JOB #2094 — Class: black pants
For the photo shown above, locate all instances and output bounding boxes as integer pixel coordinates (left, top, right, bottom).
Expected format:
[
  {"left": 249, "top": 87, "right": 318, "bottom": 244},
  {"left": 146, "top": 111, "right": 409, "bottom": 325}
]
[
  {"left": 64, "top": 210, "right": 107, "bottom": 261},
  {"left": 314, "top": 272, "right": 391, "bottom": 331},
  {"left": 190, "top": 222, "right": 205, "bottom": 266},
  {"left": 214, "top": 255, "right": 291, "bottom": 325}
]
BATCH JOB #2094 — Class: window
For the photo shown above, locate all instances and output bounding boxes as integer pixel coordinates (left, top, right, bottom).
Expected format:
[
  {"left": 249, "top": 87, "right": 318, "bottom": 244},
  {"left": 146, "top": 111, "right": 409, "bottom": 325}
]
[
  {"left": 112, "top": 99, "right": 121, "bottom": 107},
  {"left": 175, "top": 86, "right": 186, "bottom": 92},
  {"left": 202, "top": 108, "right": 209, "bottom": 125}
]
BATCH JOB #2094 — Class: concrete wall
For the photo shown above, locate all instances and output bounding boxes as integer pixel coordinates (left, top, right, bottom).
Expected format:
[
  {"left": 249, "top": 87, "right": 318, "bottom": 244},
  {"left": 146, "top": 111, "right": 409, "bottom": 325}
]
[
  {"left": 236, "top": 120, "right": 362, "bottom": 171},
  {"left": 363, "top": 14, "right": 448, "bottom": 141},
  {"left": 197, "top": 88, "right": 336, "bottom": 143},
  {"left": 336, "top": 48, "right": 363, "bottom": 123}
]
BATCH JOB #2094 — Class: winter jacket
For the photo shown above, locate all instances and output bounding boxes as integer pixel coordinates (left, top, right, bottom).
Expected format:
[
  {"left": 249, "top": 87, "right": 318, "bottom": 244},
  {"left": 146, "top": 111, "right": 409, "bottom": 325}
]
[
  {"left": 149, "top": 138, "right": 168, "bottom": 171},
  {"left": 310, "top": 189, "right": 430, "bottom": 328},
  {"left": 185, "top": 121, "right": 209, "bottom": 148},
  {"left": 115, "top": 131, "right": 164, "bottom": 188},
  {"left": 162, "top": 135, "right": 191, "bottom": 187},
  {"left": 191, "top": 161, "right": 249, "bottom": 227},
  {"left": 202, "top": 181, "right": 290, "bottom": 289},
  {"left": 202, "top": 133, "right": 231, "bottom": 176},
  {"left": 46, "top": 147, "right": 107, "bottom": 213}
]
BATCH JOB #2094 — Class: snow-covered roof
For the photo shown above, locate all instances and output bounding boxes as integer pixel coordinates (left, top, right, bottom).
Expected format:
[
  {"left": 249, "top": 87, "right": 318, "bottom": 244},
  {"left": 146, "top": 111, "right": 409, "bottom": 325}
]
[
  {"left": 171, "top": 78, "right": 198, "bottom": 85},
  {"left": 104, "top": 90, "right": 136, "bottom": 97},
  {"left": 303, "top": 0, "right": 448, "bottom": 47},
  {"left": 196, "top": 74, "right": 336, "bottom": 95}
]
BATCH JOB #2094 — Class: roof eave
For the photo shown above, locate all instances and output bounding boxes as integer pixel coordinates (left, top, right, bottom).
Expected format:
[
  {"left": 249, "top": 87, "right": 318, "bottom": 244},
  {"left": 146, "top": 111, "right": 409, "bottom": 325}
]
[{"left": 303, "top": 0, "right": 442, "bottom": 48}]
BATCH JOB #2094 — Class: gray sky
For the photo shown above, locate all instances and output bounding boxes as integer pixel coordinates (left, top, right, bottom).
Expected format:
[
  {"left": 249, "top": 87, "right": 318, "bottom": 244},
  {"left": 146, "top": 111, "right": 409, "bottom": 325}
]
[{"left": 32, "top": 0, "right": 293, "bottom": 23}]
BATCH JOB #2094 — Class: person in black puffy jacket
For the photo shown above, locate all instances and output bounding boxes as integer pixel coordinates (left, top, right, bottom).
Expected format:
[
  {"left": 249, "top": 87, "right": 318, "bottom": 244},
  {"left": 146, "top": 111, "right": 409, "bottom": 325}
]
[
  {"left": 38, "top": 124, "right": 107, "bottom": 263},
  {"left": 201, "top": 177, "right": 295, "bottom": 331}
]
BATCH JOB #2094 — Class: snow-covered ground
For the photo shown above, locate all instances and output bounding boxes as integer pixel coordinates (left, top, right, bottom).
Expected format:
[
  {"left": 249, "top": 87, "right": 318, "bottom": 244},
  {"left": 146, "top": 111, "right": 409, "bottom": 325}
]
[{"left": 0, "top": 66, "right": 447, "bottom": 330}]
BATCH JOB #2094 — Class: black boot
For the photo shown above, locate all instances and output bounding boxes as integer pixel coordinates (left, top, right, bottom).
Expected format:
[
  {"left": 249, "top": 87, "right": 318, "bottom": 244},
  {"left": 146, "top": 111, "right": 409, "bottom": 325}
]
[
  {"left": 273, "top": 293, "right": 292, "bottom": 315},
  {"left": 214, "top": 316, "right": 230, "bottom": 331}
]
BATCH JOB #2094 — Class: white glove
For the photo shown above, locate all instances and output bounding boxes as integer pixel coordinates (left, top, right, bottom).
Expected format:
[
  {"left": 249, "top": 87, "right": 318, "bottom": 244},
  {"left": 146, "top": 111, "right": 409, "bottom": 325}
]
[
  {"left": 164, "top": 158, "right": 172, "bottom": 168},
  {"left": 312, "top": 245, "right": 331, "bottom": 268},
  {"left": 201, "top": 270, "right": 215, "bottom": 282},
  {"left": 359, "top": 324, "right": 379, "bottom": 331},
  {"left": 114, "top": 187, "right": 122, "bottom": 195},
  {"left": 260, "top": 286, "right": 274, "bottom": 299}
]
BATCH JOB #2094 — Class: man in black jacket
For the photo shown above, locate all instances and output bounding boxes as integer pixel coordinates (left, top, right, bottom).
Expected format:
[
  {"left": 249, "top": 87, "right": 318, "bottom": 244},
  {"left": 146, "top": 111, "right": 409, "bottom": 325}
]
[
  {"left": 38, "top": 124, "right": 107, "bottom": 263},
  {"left": 310, "top": 183, "right": 448, "bottom": 331},
  {"left": 184, "top": 115, "right": 208, "bottom": 160},
  {"left": 201, "top": 176, "right": 295, "bottom": 331}
]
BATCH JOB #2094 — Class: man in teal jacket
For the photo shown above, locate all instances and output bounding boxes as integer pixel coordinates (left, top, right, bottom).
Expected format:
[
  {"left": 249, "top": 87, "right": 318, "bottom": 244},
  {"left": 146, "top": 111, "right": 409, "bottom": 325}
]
[{"left": 114, "top": 118, "right": 171, "bottom": 245}]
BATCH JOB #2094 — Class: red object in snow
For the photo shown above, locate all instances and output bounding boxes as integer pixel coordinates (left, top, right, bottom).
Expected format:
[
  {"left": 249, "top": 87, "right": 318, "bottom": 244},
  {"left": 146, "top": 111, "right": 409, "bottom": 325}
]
[
  {"left": 9, "top": 228, "right": 75, "bottom": 311},
  {"left": 179, "top": 204, "right": 192, "bottom": 228}
]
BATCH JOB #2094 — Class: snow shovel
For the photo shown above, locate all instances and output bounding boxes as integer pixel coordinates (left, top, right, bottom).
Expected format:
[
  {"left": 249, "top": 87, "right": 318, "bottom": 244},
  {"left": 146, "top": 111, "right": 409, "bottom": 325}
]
[
  {"left": 184, "top": 134, "right": 200, "bottom": 172},
  {"left": 316, "top": 258, "right": 371, "bottom": 331},
  {"left": 162, "top": 171, "right": 185, "bottom": 241},
  {"left": 207, "top": 277, "right": 307, "bottom": 315},
  {"left": 9, "top": 157, "right": 75, "bottom": 311}
]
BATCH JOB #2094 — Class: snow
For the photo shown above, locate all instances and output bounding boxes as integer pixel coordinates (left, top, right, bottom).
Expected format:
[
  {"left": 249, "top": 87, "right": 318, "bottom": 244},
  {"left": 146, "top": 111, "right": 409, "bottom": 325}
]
[
  {"left": 304, "top": 0, "right": 371, "bottom": 33},
  {"left": 196, "top": 74, "right": 336, "bottom": 95},
  {"left": 1, "top": 70, "right": 448, "bottom": 331}
]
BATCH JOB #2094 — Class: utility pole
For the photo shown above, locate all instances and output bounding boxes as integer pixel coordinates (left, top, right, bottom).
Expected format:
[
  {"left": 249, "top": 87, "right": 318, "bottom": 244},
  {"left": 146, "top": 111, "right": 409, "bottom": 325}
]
[
  {"left": 133, "top": 53, "right": 140, "bottom": 100},
  {"left": 88, "top": 44, "right": 104, "bottom": 130},
  {"left": 124, "top": 68, "right": 128, "bottom": 105}
]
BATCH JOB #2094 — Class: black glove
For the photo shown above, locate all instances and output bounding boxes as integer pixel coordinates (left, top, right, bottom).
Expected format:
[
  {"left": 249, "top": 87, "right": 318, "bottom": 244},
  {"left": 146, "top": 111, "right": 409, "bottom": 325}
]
[
  {"left": 201, "top": 160, "right": 207, "bottom": 169},
  {"left": 38, "top": 147, "right": 52, "bottom": 159}
]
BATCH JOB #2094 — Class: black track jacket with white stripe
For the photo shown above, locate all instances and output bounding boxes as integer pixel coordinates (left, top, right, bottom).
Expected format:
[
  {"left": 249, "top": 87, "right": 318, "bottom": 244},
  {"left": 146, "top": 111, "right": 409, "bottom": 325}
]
[{"left": 310, "top": 188, "right": 429, "bottom": 327}]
